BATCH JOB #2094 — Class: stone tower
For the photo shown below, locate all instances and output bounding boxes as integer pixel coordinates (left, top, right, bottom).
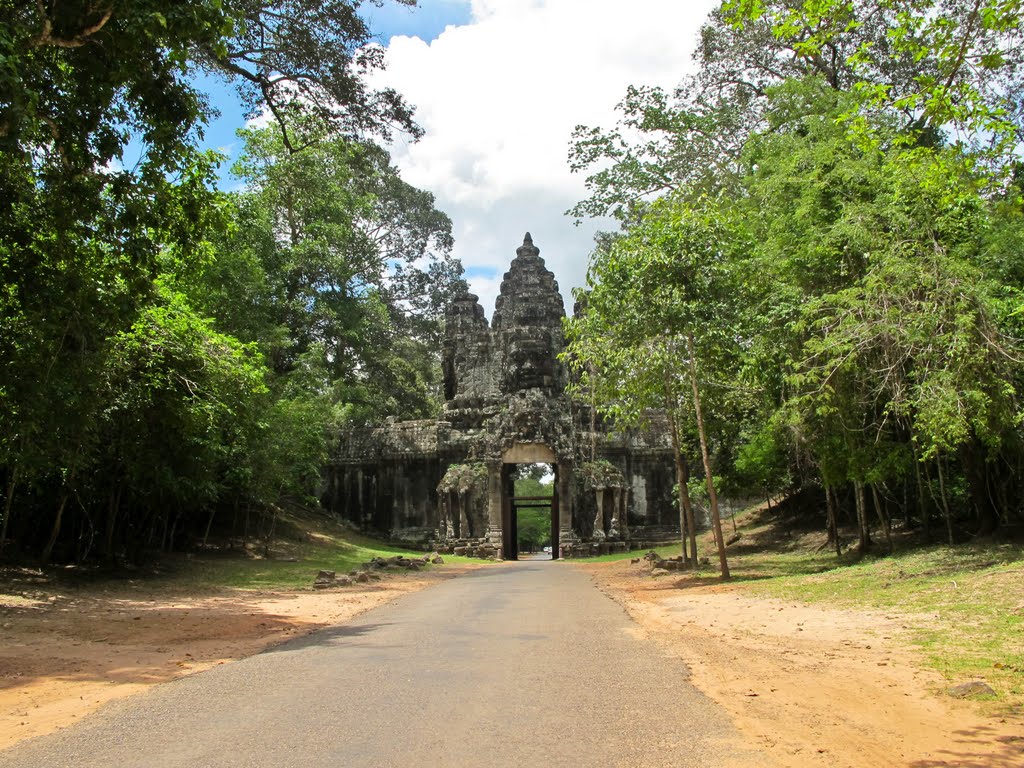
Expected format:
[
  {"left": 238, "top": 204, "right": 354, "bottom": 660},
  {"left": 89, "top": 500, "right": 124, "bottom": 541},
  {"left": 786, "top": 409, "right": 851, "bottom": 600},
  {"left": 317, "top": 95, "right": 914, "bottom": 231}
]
[{"left": 325, "top": 233, "right": 679, "bottom": 558}]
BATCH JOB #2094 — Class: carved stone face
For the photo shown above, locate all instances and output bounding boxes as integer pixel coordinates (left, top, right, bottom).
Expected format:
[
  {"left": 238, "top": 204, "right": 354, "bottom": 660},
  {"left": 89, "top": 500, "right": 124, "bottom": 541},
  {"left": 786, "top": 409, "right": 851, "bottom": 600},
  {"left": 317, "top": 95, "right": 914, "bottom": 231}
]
[{"left": 502, "top": 330, "right": 555, "bottom": 393}]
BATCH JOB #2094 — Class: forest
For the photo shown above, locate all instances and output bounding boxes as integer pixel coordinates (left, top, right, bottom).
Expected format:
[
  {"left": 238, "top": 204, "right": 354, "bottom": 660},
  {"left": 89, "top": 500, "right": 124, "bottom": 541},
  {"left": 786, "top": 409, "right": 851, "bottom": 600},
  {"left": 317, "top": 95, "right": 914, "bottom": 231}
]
[
  {"left": 0, "top": 1, "right": 465, "bottom": 563},
  {"left": 565, "top": 0, "right": 1024, "bottom": 577},
  {"left": 2, "top": 0, "right": 1024, "bottom": 571}
]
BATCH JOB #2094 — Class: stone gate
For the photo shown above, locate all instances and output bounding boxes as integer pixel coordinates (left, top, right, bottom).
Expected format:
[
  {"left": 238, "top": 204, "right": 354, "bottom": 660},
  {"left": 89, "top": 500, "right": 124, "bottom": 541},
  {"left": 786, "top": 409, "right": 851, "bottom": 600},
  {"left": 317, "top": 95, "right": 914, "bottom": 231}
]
[{"left": 323, "top": 234, "right": 680, "bottom": 558}]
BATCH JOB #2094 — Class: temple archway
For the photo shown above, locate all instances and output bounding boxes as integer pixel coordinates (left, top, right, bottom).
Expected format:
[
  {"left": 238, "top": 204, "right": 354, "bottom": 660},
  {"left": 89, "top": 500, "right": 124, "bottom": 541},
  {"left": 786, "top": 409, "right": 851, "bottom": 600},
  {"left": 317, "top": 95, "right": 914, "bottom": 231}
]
[
  {"left": 327, "top": 233, "right": 681, "bottom": 559},
  {"left": 498, "top": 457, "right": 558, "bottom": 561}
]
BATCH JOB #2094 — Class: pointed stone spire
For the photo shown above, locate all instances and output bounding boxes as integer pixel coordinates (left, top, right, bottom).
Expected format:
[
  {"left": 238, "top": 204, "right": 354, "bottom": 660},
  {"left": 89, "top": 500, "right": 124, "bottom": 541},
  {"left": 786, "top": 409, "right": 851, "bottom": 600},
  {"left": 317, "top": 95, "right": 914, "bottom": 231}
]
[{"left": 516, "top": 231, "right": 540, "bottom": 258}]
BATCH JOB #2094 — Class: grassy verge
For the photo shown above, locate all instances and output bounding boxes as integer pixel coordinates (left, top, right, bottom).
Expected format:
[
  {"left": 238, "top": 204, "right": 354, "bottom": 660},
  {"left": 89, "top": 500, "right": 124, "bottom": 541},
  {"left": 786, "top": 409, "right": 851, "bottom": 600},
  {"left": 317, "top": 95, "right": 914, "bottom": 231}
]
[
  {"left": 579, "top": 543, "right": 684, "bottom": 563},
  {"left": 7, "top": 509, "right": 481, "bottom": 594},
  {"left": 175, "top": 511, "right": 481, "bottom": 590},
  {"left": 746, "top": 542, "right": 1024, "bottom": 707}
]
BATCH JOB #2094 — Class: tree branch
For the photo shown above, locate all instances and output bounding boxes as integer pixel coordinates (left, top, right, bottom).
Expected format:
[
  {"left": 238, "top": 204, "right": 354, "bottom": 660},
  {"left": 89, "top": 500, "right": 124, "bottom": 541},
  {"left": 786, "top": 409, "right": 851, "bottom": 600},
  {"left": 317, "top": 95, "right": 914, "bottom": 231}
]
[{"left": 31, "top": 1, "right": 113, "bottom": 48}]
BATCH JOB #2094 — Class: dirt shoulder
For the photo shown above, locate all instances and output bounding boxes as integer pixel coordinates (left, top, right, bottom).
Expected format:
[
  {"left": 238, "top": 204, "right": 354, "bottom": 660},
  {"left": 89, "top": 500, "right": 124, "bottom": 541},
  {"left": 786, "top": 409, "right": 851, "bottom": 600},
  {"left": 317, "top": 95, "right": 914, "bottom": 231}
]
[
  {"left": 4, "top": 556, "right": 1022, "bottom": 765},
  {"left": 578, "top": 558, "right": 1024, "bottom": 768},
  {"left": 0, "top": 565, "right": 477, "bottom": 750}
]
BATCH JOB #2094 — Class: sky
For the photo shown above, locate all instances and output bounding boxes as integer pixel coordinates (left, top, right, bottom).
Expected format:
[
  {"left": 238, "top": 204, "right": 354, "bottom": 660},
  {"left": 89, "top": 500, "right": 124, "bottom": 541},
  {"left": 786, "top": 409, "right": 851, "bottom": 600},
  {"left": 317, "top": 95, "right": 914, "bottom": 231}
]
[{"left": 202, "top": 0, "right": 719, "bottom": 318}]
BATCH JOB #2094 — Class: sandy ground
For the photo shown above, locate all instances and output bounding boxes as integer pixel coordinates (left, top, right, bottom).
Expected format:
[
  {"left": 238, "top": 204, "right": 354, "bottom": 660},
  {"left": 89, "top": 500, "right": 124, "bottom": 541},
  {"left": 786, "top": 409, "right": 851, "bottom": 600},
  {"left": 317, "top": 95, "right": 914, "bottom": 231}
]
[
  {"left": 2, "top": 559, "right": 1022, "bottom": 766},
  {"left": 579, "top": 558, "right": 1024, "bottom": 768}
]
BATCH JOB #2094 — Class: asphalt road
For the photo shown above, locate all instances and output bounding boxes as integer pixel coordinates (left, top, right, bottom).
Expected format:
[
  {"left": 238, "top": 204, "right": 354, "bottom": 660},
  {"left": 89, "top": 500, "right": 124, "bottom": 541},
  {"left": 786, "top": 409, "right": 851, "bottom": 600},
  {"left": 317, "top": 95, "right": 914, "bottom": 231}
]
[{"left": 0, "top": 561, "right": 753, "bottom": 767}]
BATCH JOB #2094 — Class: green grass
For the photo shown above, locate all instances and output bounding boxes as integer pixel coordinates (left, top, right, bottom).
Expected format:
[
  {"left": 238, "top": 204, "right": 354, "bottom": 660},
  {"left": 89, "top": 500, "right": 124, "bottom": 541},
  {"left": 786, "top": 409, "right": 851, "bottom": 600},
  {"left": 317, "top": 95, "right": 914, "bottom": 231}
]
[
  {"left": 179, "top": 538, "right": 473, "bottom": 591},
  {"left": 655, "top": 505, "right": 1024, "bottom": 713},
  {"left": 581, "top": 543, "right": 684, "bottom": 563},
  {"left": 81, "top": 510, "right": 482, "bottom": 592},
  {"left": 748, "top": 543, "right": 1024, "bottom": 707}
]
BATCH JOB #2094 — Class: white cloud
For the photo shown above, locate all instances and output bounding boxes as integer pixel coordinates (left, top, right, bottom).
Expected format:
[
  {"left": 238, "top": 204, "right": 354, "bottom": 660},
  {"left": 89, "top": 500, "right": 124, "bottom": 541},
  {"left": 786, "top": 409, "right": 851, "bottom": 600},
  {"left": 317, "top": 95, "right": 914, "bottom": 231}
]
[{"left": 374, "top": 0, "right": 718, "bottom": 316}]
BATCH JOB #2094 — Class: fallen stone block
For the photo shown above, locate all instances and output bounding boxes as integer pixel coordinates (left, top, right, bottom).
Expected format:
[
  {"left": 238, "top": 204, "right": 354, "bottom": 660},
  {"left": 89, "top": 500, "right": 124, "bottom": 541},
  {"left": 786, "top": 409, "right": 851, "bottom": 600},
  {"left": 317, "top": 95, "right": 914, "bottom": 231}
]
[{"left": 948, "top": 681, "right": 996, "bottom": 698}]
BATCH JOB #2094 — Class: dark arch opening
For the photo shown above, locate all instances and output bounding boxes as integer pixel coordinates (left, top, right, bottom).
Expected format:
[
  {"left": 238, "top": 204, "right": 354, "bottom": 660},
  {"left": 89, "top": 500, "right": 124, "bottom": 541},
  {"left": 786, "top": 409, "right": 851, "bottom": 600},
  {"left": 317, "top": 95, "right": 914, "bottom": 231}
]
[{"left": 501, "top": 462, "right": 558, "bottom": 561}]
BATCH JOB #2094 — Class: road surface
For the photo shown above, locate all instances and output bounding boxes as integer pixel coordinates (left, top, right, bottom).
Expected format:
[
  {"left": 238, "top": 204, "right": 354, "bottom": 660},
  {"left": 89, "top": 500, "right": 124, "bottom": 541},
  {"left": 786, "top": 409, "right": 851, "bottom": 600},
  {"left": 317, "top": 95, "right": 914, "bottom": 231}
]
[{"left": 0, "top": 561, "right": 757, "bottom": 767}]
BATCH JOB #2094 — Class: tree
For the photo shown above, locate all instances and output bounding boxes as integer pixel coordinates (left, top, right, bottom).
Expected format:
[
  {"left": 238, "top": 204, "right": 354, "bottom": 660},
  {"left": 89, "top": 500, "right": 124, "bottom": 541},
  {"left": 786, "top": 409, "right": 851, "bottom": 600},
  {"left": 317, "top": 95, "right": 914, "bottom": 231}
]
[
  {"left": 196, "top": 0, "right": 421, "bottom": 149},
  {"left": 0, "top": 151, "right": 230, "bottom": 559},
  {"left": 95, "top": 285, "right": 270, "bottom": 560},
  {"left": 570, "top": 0, "right": 1024, "bottom": 223},
  {"left": 0, "top": 1, "right": 472, "bottom": 564},
  {"left": 566, "top": 197, "right": 753, "bottom": 579},
  {"left": 566, "top": 329, "right": 701, "bottom": 567},
  {"left": 204, "top": 118, "right": 463, "bottom": 423},
  {"left": 739, "top": 78, "right": 1022, "bottom": 540},
  {"left": 721, "top": 0, "right": 1024, "bottom": 170}
]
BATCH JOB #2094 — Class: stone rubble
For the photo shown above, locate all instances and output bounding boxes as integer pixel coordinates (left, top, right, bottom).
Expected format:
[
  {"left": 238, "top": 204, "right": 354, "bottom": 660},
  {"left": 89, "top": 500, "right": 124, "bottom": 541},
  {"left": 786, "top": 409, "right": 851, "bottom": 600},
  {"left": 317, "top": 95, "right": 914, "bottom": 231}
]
[{"left": 311, "top": 554, "right": 443, "bottom": 589}]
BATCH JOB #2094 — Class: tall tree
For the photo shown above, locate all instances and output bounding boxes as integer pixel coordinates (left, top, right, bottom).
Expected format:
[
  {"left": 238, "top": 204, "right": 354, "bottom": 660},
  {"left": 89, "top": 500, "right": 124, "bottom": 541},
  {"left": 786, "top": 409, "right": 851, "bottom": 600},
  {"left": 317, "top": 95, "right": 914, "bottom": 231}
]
[
  {"left": 202, "top": 118, "right": 463, "bottom": 422},
  {"left": 570, "top": 0, "right": 1024, "bottom": 222},
  {"left": 566, "top": 197, "right": 752, "bottom": 578}
]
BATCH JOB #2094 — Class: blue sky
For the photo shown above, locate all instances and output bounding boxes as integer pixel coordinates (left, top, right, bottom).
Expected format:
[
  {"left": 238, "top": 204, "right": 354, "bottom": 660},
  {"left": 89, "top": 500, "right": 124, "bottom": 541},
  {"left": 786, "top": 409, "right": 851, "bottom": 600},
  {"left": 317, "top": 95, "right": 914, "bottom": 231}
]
[{"left": 363, "top": 0, "right": 472, "bottom": 45}]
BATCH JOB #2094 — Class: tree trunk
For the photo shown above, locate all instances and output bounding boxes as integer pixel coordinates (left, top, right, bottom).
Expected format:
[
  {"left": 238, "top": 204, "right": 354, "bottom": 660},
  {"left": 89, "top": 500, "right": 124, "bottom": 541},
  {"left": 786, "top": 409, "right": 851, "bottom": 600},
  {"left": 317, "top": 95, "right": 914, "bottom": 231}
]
[
  {"left": 263, "top": 506, "right": 278, "bottom": 558},
  {"left": 907, "top": 438, "right": 925, "bottom": 537},
  {"left": 589, "top": 364, "right": 598, "bottom": 463},
  {"left": 686, "top": 333, "right": 729, "bottom": 580},
  {"left": 664, "top": 388, "right": 697, "bottom": 567},
  {"left": 203, "top": 507, "right": 217, "bottom": 548},
  {"left": 681, "top": 454, "right": 698, "bottom": 568},
  {"left": 104, "top": 484, "right": 122, "bottom": 560},
  {"left": 854, "top": 480, "right": 871, "bottom": 553},
  {"left": 1, "top": 466, "right": 19, "bottom": 551},
  {"left": 871, "top": 483, "right": 893, "bottom": 552},
  {"left": 41, "top": 490, "right": 69, "bottom": 564},
  {"left": 231, "top": 498, "right": 240, "bottom": 549},
  {"left": 825, "top": 484, "right": 841, "bottom": 556},
  {"left": 76, "top": 504, "right": 95, "bottom": 564},
  {"left": 169, "top": 512, "right": 180, "bottom": 553},
  {"left": 959, "top": 441, "right": 1000, "bottom": 536},
  {"left": 937, "top": 458, "right": 954, "bottom": 545},
  {"left": 902, "top": 477, "right": 910, "bottom": 529},
  {"left": 671, "top": 426, "right": 691, "bottom": 563},
  {"left": 921, "top": 458, "right": 934, "bottom": 540},
  {"left": 160, "top": 511, "right": 169, "bottom": 552}
]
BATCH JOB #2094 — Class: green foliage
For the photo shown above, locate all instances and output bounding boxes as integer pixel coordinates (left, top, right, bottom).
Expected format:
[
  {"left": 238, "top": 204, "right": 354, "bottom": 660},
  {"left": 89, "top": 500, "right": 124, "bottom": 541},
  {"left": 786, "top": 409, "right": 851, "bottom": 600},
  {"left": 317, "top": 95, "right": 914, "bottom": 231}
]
[
  {"left": 514, "top": 473, "right": 552, "bottom": 553},
  {"left": 721, "top": 0, "right": 1024, "bottom": 169},
  {"left": 206, "top": 118, "right": 461, "bottom": 424},
  {"left": 101, "top": 285, "right": 269, "bottom": 508},
  {"left": 738, "top": 80, "right": 1023, "bottom": 537},
  {"left": 0, "top": 1, "right": 466, "bottom": 563},
  {"left": 568, "top": 3, "right": 1024, "bottom": 546}
]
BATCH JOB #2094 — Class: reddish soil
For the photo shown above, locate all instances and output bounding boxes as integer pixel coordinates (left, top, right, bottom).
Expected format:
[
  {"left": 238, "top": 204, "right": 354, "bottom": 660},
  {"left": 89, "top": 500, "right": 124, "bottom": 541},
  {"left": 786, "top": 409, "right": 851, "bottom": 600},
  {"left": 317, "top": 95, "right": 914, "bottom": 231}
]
[
  {"left": 579, "top": 558, "right": 1024, "bottom": 768},
  {"left": 2, "top": 558, "right": 1021, "bottom": 766}
]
